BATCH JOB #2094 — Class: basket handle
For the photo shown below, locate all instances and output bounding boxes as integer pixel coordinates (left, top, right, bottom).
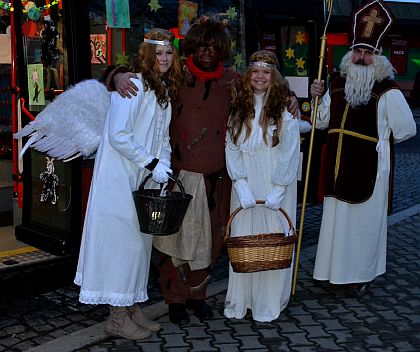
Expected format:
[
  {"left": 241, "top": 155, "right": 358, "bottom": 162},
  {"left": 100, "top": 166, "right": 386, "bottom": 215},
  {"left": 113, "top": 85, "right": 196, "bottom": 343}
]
[
  {"left": 224, "top": 200, "right": 296, "bottom": 242},
  {"left": 139, "top": 173, "right": 187, "bottom": 196}
]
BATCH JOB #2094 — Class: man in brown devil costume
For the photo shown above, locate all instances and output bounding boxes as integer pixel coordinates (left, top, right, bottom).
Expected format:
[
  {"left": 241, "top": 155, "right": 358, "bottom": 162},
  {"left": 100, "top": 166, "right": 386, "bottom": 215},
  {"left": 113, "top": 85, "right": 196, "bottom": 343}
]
[
  {"left": 310, "top": 0, "right": 416, "bottom": 298},
  {"left": 108, "top": 18, "right": 299, "bottom": 324}
]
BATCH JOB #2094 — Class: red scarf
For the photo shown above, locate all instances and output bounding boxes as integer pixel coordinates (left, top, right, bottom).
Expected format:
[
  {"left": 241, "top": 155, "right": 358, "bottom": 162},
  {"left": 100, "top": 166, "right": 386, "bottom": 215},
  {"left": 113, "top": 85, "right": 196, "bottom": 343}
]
[{"left": 185, "top": 56, "right": 223, "bottom": 81}]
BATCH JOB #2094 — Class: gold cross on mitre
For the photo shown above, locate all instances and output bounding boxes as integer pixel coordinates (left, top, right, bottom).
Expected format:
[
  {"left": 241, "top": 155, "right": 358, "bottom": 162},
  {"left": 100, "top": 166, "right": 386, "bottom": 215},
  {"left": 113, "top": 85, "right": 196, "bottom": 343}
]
[{"left": 362, "top": 8, "right": 384, "bottom": 38}]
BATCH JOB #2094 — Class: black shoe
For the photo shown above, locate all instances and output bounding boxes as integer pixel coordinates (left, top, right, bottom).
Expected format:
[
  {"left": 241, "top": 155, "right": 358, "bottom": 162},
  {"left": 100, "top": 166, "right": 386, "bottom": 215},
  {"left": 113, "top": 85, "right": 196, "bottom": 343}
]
[
  {"left": 168, "top": 303, "right": 190, "bottom": 325},
  {"left": 185, "top": 299, "right": 214, "bottom": 319}
]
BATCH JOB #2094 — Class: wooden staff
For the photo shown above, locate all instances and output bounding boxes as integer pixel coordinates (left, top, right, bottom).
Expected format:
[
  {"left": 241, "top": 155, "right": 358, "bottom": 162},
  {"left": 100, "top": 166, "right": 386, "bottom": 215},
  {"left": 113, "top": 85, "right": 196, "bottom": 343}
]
[{"left": 292, "top": 0, "right": 334, "bottom": 295}]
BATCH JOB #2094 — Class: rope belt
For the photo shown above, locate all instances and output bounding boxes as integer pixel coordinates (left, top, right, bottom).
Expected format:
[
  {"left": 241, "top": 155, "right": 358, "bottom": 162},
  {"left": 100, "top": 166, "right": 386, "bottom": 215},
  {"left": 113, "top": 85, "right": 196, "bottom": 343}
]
[{"left": 328, "top": 129, "right": 379, "bottom": 143}]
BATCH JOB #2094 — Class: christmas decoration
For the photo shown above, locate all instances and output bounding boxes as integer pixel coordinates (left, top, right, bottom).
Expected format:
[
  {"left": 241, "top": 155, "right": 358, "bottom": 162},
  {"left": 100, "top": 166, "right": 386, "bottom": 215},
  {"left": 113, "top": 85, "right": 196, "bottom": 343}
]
[
  {"left": 285, "top": 47, "right": 294, "bottom": 60},
  {"left": 0, "top": 0, "right": 61, "bottom": 13},
  {"left": 282, "top": 27, "right": 308, "bottom": 77},
  {"left": 28, "top": 5, "right": 41, "bottom": 21},
  {"left": 24, "top": 1, "right": 35, "bottom": 12},
  {"left": 233, "top": 53, "right": 243, "bottom": 70},
  {"left": 0, "top": 1, "right": 12, "bottom": 11},
  {"left": 296, "top": 57, "right": 305, "bottom": 69},
  {"left": 116, "top": 51, "right": 129, "bottom": 66},
  {"left": 41, "top": 18, "right": 59, "bottom": 66},
  {"left": 148, "top": 0, "right": 162, "bottom": 12},
  {"left": 295, "top": 31, "right": 306, "bottom": 45},
  {"left": 226, "top": 6, "right": 237, "bottom": 21},
  {"left": 40, "top": 157, "right": 59, "bottom": 205}
]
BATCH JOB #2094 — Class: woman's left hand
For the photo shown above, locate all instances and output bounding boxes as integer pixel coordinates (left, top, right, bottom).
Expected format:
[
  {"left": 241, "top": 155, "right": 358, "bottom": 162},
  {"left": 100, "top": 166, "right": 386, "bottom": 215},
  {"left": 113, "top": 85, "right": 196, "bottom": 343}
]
[{"left": 264, "top": 185, "right": 286, "bottom": 210}]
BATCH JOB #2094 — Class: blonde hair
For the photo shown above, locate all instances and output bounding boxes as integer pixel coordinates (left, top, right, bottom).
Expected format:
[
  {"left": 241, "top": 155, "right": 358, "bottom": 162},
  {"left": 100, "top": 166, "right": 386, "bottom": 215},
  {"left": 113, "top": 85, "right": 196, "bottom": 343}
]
[
  {"left": 132, "top": 28, "right": 182, "bottom": 108},
  {"left": 229, "top": 50, "right": 289, "bottom": 146}
]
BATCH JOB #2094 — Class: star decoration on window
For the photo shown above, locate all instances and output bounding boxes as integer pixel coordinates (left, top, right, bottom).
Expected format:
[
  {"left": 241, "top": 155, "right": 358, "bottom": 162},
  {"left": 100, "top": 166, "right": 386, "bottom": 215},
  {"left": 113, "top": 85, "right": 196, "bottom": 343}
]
[
  {"left": 226, "top": 6, "right": 237, "bottom": 21},
  {"left": 116, "top": 52, "right": 129, "bottom": 66},
  {"left": 233, "top": 53, "right": 244, "bottom": 69},
  {"left": 295, "top": 31, "right": 306, "bottom": 45},
  {"left": 231, "top": 40, "right": 236, "bottom": 50},
  {"left": 285, "top": 47, "right": 295, "bottom": 59},
  {"left": 296, "top": 57, "right": 306, "bottom": 69},
  {"left": 148, "top": 0, "right": 162, "bottom": 12}
]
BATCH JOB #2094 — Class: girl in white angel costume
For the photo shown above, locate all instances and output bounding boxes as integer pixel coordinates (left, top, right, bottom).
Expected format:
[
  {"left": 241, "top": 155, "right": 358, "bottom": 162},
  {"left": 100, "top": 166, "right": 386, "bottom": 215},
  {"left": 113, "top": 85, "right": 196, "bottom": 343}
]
[
  {"left": 74, "top": 29, "right": 182, "bottom": 340},
  {"left": 224, "top": 50, "right": 300, "bottom": 322}
]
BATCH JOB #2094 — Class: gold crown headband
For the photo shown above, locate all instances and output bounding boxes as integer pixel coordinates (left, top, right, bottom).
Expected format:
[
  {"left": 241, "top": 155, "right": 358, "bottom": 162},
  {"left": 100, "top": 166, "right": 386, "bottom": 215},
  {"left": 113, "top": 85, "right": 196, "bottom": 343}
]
[
  {"left": 144, "top": 38, "right": 172, "bottom": 46},
  {"left": 249, "top": 61, "right": 277, "bottom": 69}
]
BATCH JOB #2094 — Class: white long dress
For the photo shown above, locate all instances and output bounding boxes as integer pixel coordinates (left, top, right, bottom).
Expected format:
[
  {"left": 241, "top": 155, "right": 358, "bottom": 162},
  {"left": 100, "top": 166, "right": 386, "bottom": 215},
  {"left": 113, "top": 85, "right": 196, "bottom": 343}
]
[
  {"left": 74, "top": 76, "right": 172, "bottom": 306},
  {"left": 313, "top": 89, "right": 416, "bottom": 284},
  {"left": 224, "top": 93, "right": 300, "bottom": 322}
]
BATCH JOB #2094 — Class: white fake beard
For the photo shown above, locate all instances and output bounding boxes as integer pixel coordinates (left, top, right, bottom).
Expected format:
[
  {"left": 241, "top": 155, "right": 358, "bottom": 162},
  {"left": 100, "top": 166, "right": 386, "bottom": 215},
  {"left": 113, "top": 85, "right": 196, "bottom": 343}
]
[
  {"left": 344, "top": 61, "right": 375, "bottom": 108},
  {"left": 340, "top": 51, "right": 395, "bottom": 108}
]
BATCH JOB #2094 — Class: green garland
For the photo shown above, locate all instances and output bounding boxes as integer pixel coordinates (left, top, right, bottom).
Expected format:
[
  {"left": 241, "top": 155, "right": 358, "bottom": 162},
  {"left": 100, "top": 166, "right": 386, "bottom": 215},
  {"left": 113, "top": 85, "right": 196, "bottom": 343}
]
[{"left": 0, "top": 0, "right": 61, "bottom": 13}]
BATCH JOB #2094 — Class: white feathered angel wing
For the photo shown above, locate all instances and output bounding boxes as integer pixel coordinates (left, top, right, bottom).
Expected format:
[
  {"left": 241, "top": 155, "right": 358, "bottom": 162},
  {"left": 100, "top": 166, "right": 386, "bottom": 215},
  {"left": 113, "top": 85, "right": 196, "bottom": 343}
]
[{"left": 14, "top": 79, "right": 111, "bottom": 161}]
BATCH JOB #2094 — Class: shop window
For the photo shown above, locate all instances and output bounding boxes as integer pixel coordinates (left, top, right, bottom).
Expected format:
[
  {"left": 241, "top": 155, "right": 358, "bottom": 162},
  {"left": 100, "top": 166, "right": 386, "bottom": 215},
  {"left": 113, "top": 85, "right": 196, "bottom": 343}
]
[
  {"left": 21, "top": 1, "right": 68, "bottom": 112},
  {"left": 88, "top": 0, "right": 245, "bottom": 79}
]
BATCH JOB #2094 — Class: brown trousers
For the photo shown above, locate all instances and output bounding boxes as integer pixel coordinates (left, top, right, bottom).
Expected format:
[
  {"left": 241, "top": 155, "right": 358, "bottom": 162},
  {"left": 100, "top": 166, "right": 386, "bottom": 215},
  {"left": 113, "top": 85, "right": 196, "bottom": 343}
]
[{"left": 159, "top": 169, "right": 231, "bottom": 304}]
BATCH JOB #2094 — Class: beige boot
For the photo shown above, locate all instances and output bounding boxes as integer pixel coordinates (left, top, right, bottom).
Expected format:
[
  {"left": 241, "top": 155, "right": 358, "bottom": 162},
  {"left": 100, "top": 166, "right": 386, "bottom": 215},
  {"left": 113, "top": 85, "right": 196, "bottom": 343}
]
[
  {"left": 128, "top": 304, "right": 161, "bottom": 331},
  {"left": 104, "top": 306, "right": 151, "bottom": 340}
]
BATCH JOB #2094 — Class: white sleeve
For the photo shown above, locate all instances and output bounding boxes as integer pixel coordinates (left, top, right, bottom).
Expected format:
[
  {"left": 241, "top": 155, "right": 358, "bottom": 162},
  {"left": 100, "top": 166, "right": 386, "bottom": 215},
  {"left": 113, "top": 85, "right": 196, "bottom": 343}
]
[
  {"left": 107, "top": 78, "right": 154, "bottom": 168},
  {"left": 272, "top": 112, "right": 301, "bottom": 186},
  {"left": 312, "top": 90, "right": 331, "bottom": 130},
  {"left": 379, "top": 89, "right": 417, "bottom": 143},
  {"left": 225, "top": 131, "right": 247, "bottom": 181},
  {"left": 158, "top": 105, "right": 172, "bottom": 166}
]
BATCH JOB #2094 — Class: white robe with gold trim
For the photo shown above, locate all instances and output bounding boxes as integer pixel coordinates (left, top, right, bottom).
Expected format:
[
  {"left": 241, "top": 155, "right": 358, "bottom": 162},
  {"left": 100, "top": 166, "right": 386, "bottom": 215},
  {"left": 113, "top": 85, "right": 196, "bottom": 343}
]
[{"left": 313, "top": 89, "right": 416, "bottom": 284}]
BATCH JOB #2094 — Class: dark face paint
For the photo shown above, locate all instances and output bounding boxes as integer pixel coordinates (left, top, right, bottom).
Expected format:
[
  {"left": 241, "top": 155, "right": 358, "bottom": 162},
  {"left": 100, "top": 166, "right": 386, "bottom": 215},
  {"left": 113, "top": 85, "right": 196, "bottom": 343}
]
[{"left": 192, "top": 44, "right": 221, "bottom": 72}]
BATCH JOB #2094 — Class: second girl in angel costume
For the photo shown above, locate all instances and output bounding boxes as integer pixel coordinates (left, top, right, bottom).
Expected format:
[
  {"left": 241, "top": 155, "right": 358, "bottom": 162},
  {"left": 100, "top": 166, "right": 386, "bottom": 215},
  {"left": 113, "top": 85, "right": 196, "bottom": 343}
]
[
  {"left": 224, "top": 50, "right": 300, "bottom": 322},
  {"left": 74, "top": 29, "right": 182, "bottom": 340}
]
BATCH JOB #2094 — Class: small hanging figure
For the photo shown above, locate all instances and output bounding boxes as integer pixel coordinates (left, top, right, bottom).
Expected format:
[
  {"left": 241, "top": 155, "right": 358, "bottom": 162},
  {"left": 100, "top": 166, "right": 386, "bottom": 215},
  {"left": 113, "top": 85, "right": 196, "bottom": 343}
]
[{"left": 40, "top": 157, "right": 59, "bottom": 205}]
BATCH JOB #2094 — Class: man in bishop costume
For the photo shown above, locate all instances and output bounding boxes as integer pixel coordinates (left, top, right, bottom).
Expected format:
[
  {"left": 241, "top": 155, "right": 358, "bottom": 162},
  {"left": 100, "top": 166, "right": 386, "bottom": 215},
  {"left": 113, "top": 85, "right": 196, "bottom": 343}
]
[{"left": 310, "top": 0, "right": 416, "bottom": 297}]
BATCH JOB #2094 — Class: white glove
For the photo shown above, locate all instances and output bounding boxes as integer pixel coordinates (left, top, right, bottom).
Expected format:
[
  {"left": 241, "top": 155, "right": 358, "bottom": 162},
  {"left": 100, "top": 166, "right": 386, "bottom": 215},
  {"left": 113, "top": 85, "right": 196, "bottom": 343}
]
[
  {"left": 234, "top": 179, "right": 256, "bottom": 209},
  {"left": 152, "top": 160, "right": 172, "bottom": 184},
  {"left": 264, "top": 185, "right": 286, "bottom": 210}
]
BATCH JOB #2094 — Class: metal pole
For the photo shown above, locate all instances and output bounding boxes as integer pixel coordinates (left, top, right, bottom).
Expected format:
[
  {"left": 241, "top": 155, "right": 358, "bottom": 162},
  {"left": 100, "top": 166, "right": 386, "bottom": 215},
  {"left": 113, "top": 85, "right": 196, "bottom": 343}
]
[
  {"left": 10, "top": 0, "right": 19, "bottom": 195},
  {"left": 107, "top": 27, "right": 113, "bottom": 66},
  {"left": 292, "top": 0, "right": 334, "bottom": 295}
]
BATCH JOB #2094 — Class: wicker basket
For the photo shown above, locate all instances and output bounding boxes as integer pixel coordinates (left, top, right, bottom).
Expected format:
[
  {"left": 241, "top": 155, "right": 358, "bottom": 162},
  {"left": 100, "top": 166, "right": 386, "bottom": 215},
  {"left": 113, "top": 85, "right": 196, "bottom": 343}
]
[
  {"left": 224, "top": 200, "right": 297, "bottom": 273},
  {"left": 133, "top": 173, "right": 193, "bottom": 236}
]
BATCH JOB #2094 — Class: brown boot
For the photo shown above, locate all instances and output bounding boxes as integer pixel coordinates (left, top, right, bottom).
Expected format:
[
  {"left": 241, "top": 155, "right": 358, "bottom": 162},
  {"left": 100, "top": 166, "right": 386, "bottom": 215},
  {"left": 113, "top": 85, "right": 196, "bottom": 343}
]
[
  {"left": 104, "top": 306, "right": 151, "bottom": 340},
  {"left": 128, "top": 304, "right": 161, "bottom": 331}
]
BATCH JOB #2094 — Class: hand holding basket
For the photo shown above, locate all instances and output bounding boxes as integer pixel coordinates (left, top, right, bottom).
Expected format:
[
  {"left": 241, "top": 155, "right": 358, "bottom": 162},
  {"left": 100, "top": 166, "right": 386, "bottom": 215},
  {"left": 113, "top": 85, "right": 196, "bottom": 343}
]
[
  {"left": 224, "top": 200, "right": 297, "bottom": 273},
  {"left": 133, "top": 173, "right": 193, "bottom": 236}
]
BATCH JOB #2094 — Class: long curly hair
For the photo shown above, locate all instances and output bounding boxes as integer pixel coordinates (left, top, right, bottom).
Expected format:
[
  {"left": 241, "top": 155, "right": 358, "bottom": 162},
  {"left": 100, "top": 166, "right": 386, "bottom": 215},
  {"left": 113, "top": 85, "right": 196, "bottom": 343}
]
[
  {"left": 228, "top": 50, "right": 290, "bottom": 146},
  {"left": 183, "top": 18, "right": 231, "bottom": 61},
  {"left": 132, "top": 28, "right": 182, "bottom": 108}
]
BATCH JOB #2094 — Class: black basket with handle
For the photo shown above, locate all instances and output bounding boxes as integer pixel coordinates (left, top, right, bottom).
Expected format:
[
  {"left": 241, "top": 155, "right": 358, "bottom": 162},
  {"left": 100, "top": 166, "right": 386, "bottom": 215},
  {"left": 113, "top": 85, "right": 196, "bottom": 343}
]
[{"left": 133, "top": 173, "right": 193, "bottom": 236}]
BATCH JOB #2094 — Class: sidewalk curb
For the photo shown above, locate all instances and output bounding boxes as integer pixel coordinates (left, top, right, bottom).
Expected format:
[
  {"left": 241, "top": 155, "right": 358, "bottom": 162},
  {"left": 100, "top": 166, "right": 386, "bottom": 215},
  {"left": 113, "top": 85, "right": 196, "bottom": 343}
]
[
  {"left": 24, "top": 203, "right": 420, "bottom": 352},
  {"left": 24, "top": 279, "right": 229, "bottom": 352},
  {"left": 388, "top": 203, "right": 420, "bottom": 226}
]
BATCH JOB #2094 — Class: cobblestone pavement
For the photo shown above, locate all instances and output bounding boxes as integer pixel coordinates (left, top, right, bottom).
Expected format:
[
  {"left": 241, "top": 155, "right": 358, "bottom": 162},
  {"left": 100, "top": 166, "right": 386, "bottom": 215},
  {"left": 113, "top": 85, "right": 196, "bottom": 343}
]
[
  {"left": 69, "top": 212, "right": 420, "bottom": 352},
  {"left": 0, "top": 117, "right": 419, "bottom": 352}
]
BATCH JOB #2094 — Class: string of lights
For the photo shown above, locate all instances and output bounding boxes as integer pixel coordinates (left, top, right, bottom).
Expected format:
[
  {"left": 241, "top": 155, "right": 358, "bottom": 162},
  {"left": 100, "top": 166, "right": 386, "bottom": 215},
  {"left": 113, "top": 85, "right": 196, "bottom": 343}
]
[{"left": 0, "top": 0, "right": 61, "bottom": 13}]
